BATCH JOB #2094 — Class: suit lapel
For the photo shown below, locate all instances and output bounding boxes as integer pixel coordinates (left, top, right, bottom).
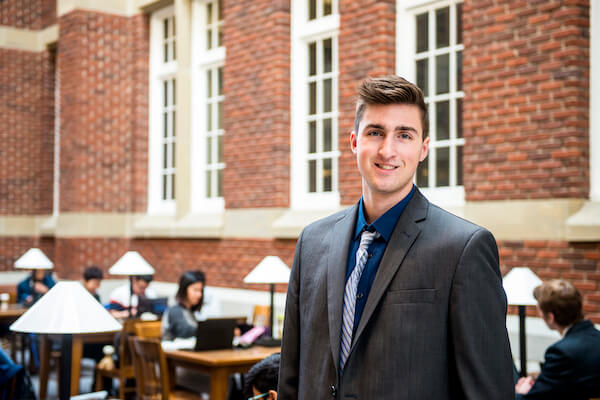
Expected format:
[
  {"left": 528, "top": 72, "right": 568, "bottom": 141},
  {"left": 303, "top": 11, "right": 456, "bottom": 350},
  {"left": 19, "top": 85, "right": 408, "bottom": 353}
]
[
  {"left": 327, "top": 203, "right": 359, "bottom": 371},
  {"left": 352, "top": 191, "right": 429, "bottom": 349}
]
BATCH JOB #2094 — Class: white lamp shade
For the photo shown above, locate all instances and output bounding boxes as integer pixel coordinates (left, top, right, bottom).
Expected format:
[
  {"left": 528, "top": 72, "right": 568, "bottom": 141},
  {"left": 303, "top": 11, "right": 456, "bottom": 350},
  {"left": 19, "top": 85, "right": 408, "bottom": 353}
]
[
  {"left": 108, "top": 251, "right": 155, "bottom": 276},
  {"left": 243, "top": 256, "right": 291, "bottom": 284},
  {"left": 14, "top": 248, "right": 54, "bottom": 270},
  {"left": 10, "top": 282, "right": 122, "bottom": 334},
  {"left": 503, "top": 267, "right": 543, "bottom": 306}
]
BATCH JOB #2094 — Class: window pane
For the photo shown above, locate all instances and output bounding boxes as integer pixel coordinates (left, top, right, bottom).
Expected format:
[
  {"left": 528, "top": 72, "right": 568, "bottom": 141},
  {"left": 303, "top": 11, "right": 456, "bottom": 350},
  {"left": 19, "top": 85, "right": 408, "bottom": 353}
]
[
  {"left": 457, "top": 98, "right": 463, "bottom": 138},
  {"left": 457, "top": 3, "right": 463, "bottom": 44},
  {"left": 207, "top": 103, "right": 212, "bottom": 130},
  {"left": 457, "top": 51, "right": 462, "bottom": 91},
  {"left": 309, "top": 0, "right": 316, "bottom": 20},
  {"left": 436, "top": 7, "right": 449, "bottom": 48},
  {"left": 309, "top": 42, "right": 317, "bottom": 76},
  {"left": 218, "top": 28, "right": 223, "bottom": 47},
  {"left": 163, "top": 81, "right": 168, "bottom": 107},
  {"left": 436, "top": 101, "right": 449, "bottom": 140},
  {"left": 207, "top": 3, "right": 213, "bottom": 24},
  {"left": 323, "top": 38, "right": 332, "bottom": 73},
  {"left": 324, "top": 0, "right": 332, "bottom": 16},
  {"left": 217, "top": 134, "right": 223, "bottom": 163},
  {"left": 217, "top": 168, "right": 223, "bottom": 197},
  {"left": 416, "top": 59, "right": 428, "bottom": 97},
  {"left": 309, "top": 160, "right": 316, "bottom": 192},
  {"left": 207, "top": 69, "right": 212, "bottom": 97},
  {"left": 416, "top": 13, "right": 428, "bottom": 53},
  {"left": 163, "top": 112, "right": 168, "bottom": 138},
  {"left": 218, "top": 0, "right": 223, "bottom": 21},
  {"left": 323, "top": 158, "right": 332, "bottom": 192},
  {"left": 309, "top": 121, "right": 317, "bottom": 153},
  {"left": 207, "top": 29, "right": 213, "bottom": 50},
  {"left": 457, "top": 145, "right": 463, "bottom": 186},
  {"left": 436, "top": 53, "right": 449, "bottom": 94},
  {"left": 309, "top": 82, "right": 316, "bottom": 115},
  {"left": 162, "top": 174, "right": 168, "bottom": 200},
  {"left": 436, "top": 147, "right": 449, "bottom": 187},
  {"left": 417, "top": 160, "right": 428, "bottom": 187},
  {"left": 164, "top": 43, "right": 168, "bottom": 63},
  {"left": 163, "top": 143, "right": 168, "bottom": 168},
  {"left": 172, "top": 110, "right": 176, "bottom": 137},
  {"left": 218, "top": 67, "right": 223, "bottom": 95},
  {"left": 218, "top": 101, "right": 223, "bottom": 129},
  {"left": 171, "top": 141, "right": 176, "bottom": 167},
  {"left": 171, "top": 173, "right": 175, "bottom": 198},
  {"left": 207, "top": 136, "right": 212, "bottom": 164},
  {"left": 206, "top": 170, "right": 212, "bottom": 197},
  {"left": 323, "top": 78, "right": 332, "bottom": 113},
  {"left": 323, "top": 118, "right": 332, "bottom": 152},
  {"left": 172, "top": 79, "right": 176, "bottom": 105},
  {"left": 164, "top": 19, "right": 168, "bottom": 39},
  {"left": 172, "top": 40, "right": 176, "bottom": 61}
]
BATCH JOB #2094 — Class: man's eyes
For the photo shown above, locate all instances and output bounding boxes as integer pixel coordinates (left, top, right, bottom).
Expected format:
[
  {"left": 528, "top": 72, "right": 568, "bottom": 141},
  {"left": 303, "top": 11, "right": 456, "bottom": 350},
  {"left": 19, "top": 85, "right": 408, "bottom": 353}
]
[{"left": 367, "top": 130, "right": 383, "bottom": 136}]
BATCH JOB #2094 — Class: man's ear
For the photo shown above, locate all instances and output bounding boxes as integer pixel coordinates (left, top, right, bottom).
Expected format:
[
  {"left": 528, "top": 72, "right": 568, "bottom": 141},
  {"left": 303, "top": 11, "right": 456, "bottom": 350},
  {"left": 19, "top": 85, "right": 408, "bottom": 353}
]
[
  {"left": 419, "top": 136, "right": 430, "bottom": 162},
  {"left": 350, "top": 131, "right": 358, "bottom": 154},
  {"left": 268, "top": 389, "right": 278, "bottom": 400}
]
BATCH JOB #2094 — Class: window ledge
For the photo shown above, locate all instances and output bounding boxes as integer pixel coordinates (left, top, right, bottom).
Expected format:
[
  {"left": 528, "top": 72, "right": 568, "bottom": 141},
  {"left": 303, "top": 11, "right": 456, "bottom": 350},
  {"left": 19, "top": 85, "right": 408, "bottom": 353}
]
[
  {"left": 132, "top": 212, "right": 223, "bottom": 238},
  {"left": 272, "top": 207, "right": 344, "bottom": 238},
  {"left": 566, "top": 201, "right": 600, "bottom": 241}
]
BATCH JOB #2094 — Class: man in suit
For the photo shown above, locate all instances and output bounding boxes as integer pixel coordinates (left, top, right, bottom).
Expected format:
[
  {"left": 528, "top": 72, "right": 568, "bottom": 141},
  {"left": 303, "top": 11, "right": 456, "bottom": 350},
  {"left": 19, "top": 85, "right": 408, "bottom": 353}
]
[
  {"left": 515, "top": 279, "right": 600, "bottom": 399},
  {"left": 278, "top": 76, "right": 514, "bottom": 399}
]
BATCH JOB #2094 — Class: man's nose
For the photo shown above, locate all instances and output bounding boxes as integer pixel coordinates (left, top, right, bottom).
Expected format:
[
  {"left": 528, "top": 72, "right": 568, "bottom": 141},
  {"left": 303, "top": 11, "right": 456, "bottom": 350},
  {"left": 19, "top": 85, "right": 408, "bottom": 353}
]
[{"left": 378, "top": 134, "right": 395, "bottom": 157}]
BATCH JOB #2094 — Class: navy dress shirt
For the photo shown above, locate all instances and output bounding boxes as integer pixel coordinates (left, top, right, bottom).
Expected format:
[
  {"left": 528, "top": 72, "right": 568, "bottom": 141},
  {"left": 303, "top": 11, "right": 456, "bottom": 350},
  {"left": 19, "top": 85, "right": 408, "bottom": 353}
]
[{"left": 345, "top": 185, "right": 416, "bottom": 334}]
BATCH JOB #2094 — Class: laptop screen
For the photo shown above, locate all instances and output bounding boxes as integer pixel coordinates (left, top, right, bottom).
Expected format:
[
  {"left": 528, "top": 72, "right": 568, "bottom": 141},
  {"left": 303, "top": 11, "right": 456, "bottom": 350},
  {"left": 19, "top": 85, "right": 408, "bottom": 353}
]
[
  {"left": 194, "top": 317, "right": 240, "bottom": 351},
  {"left": 137, "top": 297, "right": 169, "bottom": 316}
]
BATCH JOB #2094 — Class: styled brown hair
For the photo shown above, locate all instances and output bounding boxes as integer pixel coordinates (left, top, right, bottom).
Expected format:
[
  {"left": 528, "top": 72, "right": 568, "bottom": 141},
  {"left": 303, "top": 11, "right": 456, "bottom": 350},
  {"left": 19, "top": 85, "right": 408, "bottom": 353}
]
[
  {"left": 354, "top": 76, "right": 429, "bottom": 139},
  {"left": 533, "top": 279, "right": 584, "bottom": 327}
]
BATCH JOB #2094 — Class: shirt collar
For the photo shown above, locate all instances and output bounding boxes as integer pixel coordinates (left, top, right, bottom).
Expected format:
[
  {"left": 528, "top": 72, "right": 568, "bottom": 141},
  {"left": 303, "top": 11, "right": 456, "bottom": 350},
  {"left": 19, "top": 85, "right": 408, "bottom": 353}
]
[{"left": 354, "top": 185, "right": 416, "bottom": 242}]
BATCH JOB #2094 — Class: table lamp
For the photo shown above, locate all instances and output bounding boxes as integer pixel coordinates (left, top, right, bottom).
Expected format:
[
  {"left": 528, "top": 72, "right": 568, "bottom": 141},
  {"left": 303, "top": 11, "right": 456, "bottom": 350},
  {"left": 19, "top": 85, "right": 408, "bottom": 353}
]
[
  {"left": 10, "top": 282, "right": 121, "bottom": 400},
  {"left": 243, "top": 256, "right": 291, "bottom": 344},
  {"left": 502, "top": 267, "right": 542, "bottom": 377},
  {"left": 14, "top": 248, "right": 54, "bottom": 270},
  {"left": 108, "top": 251, "right": 155, "bottom": 317}
]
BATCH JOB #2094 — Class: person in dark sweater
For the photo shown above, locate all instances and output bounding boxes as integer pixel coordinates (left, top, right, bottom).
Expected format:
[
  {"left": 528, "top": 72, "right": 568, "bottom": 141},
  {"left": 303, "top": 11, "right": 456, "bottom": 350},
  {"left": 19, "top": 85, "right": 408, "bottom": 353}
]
[
  {"left": 82, "top": 265, "right": 103, "bottom": 303},
  {"left": 162, "top": 270, "right": 205, "bottom": 340},
  {"left": 515, "top": 279, "right": 600, "bottom": 399}
]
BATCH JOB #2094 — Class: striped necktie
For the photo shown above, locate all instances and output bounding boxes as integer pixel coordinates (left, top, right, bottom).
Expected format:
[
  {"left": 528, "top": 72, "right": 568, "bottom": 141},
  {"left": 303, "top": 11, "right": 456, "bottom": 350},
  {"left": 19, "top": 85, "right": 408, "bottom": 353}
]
[{"left": 339, "top": 229, "right": 380, "bottom": 371}]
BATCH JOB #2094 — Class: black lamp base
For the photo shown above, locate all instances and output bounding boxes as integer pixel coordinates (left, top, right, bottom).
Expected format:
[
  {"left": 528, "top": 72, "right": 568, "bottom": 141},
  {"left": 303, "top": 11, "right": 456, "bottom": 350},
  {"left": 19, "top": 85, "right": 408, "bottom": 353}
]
[{"left": 255, "top": 336, "right": 281, "bottom": 347}]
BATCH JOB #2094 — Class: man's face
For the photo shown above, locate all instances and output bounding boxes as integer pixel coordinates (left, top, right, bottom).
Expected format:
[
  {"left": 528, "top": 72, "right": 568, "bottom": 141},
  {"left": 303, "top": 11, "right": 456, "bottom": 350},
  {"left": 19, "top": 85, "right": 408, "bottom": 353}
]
[
  {"left": 132, "top": 278, "right": 149, "bottom": 296},
  {"left": 351, "top": 103, "right": 429, "bottom": 205},
  {"left": 83, "top": 278, "right": 101, "bottom": 294}
]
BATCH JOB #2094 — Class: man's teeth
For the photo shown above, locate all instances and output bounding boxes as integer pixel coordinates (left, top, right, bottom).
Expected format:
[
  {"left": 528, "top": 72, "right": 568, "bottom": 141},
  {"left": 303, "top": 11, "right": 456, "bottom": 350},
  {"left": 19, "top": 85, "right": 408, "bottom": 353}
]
[{"left": 377, "top": 164, "right": 396, "bottom": 170}]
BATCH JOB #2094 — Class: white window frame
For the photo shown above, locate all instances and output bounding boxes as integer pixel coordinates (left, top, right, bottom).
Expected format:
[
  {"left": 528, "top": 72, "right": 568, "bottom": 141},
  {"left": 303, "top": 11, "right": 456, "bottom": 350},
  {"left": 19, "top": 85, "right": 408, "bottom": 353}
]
[
  {"left": 290, "top": 0, "right": 340, "bottom": 210},
  {"left": 397, "top": 0, "right": 465, "bottom": 207},
  {"left": 148, "top": 6, "right": 177, "bottom": 215},
  {"left": 191, "top": 0, "right": 226, "bottom": 213}
]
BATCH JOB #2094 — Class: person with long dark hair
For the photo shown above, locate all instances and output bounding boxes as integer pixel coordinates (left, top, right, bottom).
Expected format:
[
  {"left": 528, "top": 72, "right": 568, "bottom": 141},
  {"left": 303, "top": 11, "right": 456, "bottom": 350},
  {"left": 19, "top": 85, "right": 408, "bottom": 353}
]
[{"left": 162, "top": 270, "right": 206, "bottom": 340}]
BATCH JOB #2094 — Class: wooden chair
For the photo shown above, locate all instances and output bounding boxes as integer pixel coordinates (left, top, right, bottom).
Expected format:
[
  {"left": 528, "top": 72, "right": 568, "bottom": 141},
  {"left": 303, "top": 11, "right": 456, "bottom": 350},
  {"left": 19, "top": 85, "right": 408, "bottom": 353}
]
[
  {"left": 94, "top": 319, "right": 137, "bottom": 399},
  {"left": 133, "top": 320, "right": 162, "bottom": 339},
  {"left": 253, "top": 305, "right": 270, "bottom": 327},
  {"left": 129, "top": 337, "right": 197, "bottom": 400}
]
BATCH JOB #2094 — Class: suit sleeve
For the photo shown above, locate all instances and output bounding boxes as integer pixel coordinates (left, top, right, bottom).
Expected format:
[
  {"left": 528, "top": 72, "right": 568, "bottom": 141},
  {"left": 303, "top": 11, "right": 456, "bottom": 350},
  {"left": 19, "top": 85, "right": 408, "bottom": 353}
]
[
  {"left": 278, "top": 230, "right": 304, "bottom": 400},
  {"left": 449, "top": 228, "right": 515, "bottom": 400},
  {"left": 516, "top": 345, "right": 572, "bottom": 400}
]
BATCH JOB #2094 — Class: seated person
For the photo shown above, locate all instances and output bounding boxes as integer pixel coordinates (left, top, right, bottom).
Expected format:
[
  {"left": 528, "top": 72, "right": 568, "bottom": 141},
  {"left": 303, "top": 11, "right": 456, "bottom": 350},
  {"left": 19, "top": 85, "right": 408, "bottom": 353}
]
[
  {"left": 82, "top": 265, "right": 103, "bottom": 302},
  {"left": 244, "top": 353, "right": 280, "bottom": 400},
  {"left": 162, "top": 271, "right": 205, "bottom": 340},
  {"left": 515, "top": 279, "right": 600, "bottom": 399},
  {"left": 17, "top": 269, "right": 55, "bottom": 306},
  {"left": 107, "top": 275, "right": 156, "bottom": 319}
]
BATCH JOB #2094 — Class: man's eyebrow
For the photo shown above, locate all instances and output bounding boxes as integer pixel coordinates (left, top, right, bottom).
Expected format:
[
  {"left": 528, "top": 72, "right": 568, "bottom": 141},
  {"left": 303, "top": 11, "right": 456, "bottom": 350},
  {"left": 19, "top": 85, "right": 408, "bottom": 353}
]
[
  {"left": 395, "top": 125, "right": 417, "bottom": 133},
  {"left": 363, "top": 123, "right": 385, "bottom": 130}
]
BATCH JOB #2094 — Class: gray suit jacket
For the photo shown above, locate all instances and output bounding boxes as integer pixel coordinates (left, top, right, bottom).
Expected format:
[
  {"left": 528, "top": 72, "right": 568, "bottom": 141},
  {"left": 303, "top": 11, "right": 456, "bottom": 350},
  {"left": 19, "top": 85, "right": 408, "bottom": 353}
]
[{"left": 279, "top": 190, "right": 515, "bottom": 399}]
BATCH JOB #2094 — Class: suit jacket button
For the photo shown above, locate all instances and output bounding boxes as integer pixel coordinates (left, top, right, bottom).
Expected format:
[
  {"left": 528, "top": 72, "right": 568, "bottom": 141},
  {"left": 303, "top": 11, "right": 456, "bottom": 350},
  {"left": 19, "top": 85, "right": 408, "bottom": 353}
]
[{"left": 330, "top": 385, "right": 337, "bottom": 397}]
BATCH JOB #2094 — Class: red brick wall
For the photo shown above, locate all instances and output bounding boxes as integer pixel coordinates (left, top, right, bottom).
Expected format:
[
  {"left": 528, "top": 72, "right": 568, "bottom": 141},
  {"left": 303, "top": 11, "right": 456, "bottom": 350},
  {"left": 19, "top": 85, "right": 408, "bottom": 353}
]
[
  {"left": 463, "top": 0, "right": 590, "bottom": 201},
  {"left": 338, "top": 0, "right": 396, "bottom": 205},
  {"left": 0, "top": 237, "right": 55, "bottom": 271},
  {"left": 53, "top": 237, "right": 296, "bottom": 293},
  {"left": 0, "top": 48, "right": 55, "bottom": 215},
  {"left": 500, "top": 240, "right": 600, "bottom": 323},
  {"left": 223, "top": 0, "right": 291, "bottom": 208},
  {"left": 0, "top": 0, "right": 56, "bottom": 29},
  {"left": 58, "top": 10, "right": 149, "bottom": 212}
]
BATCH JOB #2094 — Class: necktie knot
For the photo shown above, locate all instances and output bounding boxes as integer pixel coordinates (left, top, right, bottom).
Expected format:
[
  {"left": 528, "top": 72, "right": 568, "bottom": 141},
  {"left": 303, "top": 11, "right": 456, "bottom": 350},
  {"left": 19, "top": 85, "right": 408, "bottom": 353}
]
[{"left": 359, "top": 230, "right": 379, "bottom": 249}]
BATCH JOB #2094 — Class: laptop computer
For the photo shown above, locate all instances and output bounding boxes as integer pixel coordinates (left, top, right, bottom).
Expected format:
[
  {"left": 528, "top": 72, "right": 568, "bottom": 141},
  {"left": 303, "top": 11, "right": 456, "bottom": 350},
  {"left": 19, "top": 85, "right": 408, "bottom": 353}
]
[
  {"left": 137, "top": 296, "right": 169, "bottom": 316},
  {"left": 193, "top": 317, "right": 239, "bottom": 351}
]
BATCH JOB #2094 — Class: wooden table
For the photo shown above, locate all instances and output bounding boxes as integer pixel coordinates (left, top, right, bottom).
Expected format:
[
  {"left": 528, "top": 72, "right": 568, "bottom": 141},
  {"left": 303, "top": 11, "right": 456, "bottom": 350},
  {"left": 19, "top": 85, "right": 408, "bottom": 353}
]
[
  {"left": 39, "top": 331, "right": 117, "bottom": 399},
  {"left": 164, "top": 346, "right": 280, "bottom": 400},
  {"left": 0, "top": 305, "right": 27, "bottom": 363}
]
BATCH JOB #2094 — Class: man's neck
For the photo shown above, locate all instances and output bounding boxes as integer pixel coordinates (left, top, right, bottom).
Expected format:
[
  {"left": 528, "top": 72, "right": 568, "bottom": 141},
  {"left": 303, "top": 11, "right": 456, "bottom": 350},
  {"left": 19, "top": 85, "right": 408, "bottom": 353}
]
[{"left": 362, "top": 187, "right": 412, "bottom": 224}]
